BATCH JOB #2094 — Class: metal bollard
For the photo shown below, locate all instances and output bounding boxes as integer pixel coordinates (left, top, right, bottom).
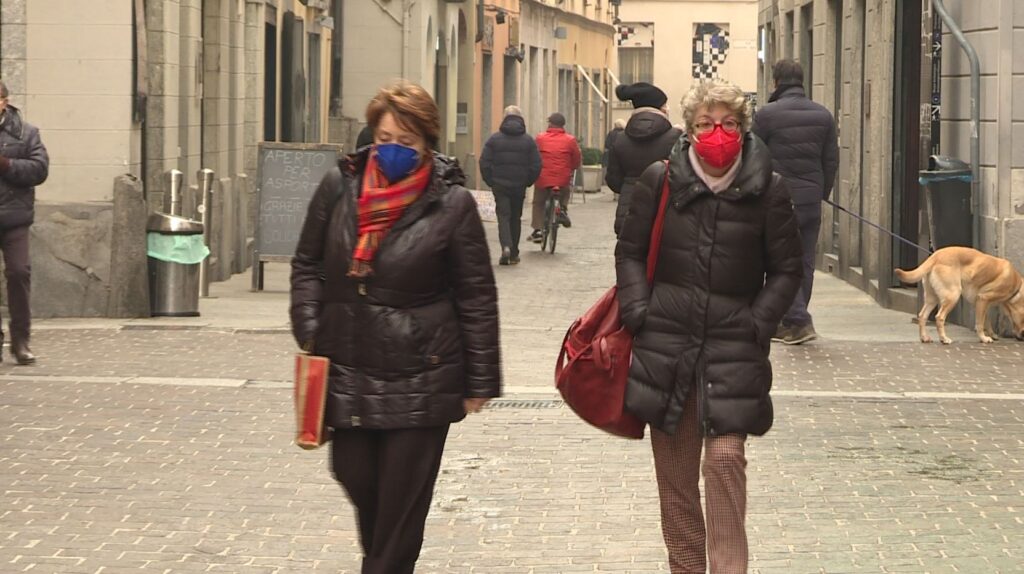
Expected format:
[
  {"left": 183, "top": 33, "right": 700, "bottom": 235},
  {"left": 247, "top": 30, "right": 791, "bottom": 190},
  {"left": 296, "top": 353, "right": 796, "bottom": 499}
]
[
  {"left": 168, "top": 169, "right": 184, "bottom": 216},
  {"left": 196, "top": 168, "right": 216, "bottom": 297}
]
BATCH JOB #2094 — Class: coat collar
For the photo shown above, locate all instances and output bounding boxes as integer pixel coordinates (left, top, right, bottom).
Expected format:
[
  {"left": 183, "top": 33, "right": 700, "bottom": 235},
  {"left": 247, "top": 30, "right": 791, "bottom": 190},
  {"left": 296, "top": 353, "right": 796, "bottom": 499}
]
[
  {"left": 341, "top": 148, "right": 467, "bottom": 232},
  {"left": 667, "top": 133, "right": 774, "bottom": 210},
  {"left": 769, "top": 83, "right": 806, "bottom": 103},
  {"left": 0, "top": 105, "right": 25, "bottom": 139}
]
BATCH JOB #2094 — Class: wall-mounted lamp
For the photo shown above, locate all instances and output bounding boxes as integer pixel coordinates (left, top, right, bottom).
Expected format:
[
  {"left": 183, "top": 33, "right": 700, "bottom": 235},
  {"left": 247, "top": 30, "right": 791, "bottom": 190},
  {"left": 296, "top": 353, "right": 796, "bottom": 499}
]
[{"left": 505, "top": 43, "right": 525, "bottom": 63}]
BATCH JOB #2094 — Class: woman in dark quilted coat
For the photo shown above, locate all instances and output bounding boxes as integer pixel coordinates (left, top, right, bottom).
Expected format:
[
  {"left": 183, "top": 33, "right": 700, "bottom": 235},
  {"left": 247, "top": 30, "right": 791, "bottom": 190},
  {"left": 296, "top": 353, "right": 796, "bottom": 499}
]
[
  {"left": 290, "top": 82, "right": 501, "bottom": 574},
  {"left": 615, "top": 80, "right": 802, "bottom": 573}
]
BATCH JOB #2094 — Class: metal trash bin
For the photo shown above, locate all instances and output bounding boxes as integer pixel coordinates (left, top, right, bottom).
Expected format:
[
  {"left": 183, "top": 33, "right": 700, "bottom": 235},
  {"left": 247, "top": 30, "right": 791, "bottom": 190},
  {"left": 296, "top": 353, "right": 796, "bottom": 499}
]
[
  {"left": 146, "top": 213, "right": 207, "bottom": 317},
  {"left": 919, "top": 155, "right": 973, "bottom": 249}
]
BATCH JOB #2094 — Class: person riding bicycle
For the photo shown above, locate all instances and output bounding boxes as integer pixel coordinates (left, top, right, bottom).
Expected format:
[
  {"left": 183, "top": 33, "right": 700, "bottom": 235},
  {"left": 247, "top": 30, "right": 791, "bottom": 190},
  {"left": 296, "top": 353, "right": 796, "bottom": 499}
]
[{"left": 530, "top": 113, "right": 581, "bottom": 243}]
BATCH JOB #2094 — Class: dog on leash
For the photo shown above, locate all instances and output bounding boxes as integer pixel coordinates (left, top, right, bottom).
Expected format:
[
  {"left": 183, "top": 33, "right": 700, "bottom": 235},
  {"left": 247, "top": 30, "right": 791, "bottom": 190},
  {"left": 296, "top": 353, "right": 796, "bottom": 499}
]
[{"left": 895, "top": 246, "right": 1024, "bottom": 344}]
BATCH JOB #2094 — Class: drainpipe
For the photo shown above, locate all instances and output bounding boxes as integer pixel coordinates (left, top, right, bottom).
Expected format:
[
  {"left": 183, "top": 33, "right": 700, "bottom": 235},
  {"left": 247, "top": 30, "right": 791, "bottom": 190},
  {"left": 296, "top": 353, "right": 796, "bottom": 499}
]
[
  {"left": 931, "top": 0, "right": 981, "bottom": 249},
  {"left": 402, "top": 0, "right": 417, "bottom": 79}
]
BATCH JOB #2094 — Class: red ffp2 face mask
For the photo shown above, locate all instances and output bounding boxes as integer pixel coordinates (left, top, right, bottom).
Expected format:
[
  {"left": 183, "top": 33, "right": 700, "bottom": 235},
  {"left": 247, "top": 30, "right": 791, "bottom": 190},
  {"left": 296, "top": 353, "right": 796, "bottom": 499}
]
[{"left": 693, "top": 125, "right": 742, "bottom": 169}]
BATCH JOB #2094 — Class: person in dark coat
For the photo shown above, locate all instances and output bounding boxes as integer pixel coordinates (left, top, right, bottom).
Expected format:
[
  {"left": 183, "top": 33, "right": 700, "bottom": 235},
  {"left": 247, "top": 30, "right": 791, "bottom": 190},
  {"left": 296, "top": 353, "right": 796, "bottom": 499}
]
[
  {"left": 290, "top": 81, "right": 501, "bottom": 574},
  {"left": 0, "top": 81, "right": 49, "bottom": 365},
  {"left": 752, "top": 59, "right": 839, "bottom": 345},
  {"left": 355, "top": 124, "right": 374, "bottom": 149},
  {"left": 479, "top": 105, "right": 541, "bottom": 265},
  {"left": 601, "top": 118, "right": 626, "bottom": 172},
  {"left": 606, "top": 82, "right": 682, "bottom": 236},
  {"left": 615, "top": 80, "right": 802, "bottom": 574}
]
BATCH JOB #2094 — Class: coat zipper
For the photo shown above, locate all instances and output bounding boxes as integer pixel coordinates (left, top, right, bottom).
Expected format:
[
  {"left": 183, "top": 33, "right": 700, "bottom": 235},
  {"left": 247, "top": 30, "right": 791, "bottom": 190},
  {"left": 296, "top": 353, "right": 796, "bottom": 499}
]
[{"left": 696, "top": 353, "right": 710, "bottom": 436}]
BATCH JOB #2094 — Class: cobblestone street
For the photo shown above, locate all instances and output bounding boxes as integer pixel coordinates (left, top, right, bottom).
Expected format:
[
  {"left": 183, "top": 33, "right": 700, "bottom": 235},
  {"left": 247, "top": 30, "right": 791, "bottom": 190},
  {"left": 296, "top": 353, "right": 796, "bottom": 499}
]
[{"left": 2, "top": 191, "right": 1023, "bottom": 573}]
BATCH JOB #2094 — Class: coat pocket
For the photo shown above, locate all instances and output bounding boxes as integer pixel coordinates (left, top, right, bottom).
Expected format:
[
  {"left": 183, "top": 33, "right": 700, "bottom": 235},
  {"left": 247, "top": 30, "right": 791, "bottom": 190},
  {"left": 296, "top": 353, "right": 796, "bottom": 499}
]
[{"left": 357, "top": 305, "right": 427, "bottom": 375}]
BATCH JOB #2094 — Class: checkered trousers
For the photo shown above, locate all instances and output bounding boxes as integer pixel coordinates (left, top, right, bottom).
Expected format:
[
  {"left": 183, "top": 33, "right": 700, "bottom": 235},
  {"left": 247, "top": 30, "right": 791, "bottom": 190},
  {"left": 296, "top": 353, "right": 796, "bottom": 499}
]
[{"left": 650, "top": 393, "right": 749, "bottom": 573}]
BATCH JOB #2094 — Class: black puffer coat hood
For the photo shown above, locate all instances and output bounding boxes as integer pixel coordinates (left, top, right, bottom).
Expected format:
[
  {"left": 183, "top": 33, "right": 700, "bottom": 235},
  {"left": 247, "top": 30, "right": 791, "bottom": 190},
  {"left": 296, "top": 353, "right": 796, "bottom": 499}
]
[
  {"left": 606, "top": 109, "right": 681, "bottom": 235},
  {"left": 479, "top": 115, "right": 541, "bottom": 190},
  {"left": 614, "top": 133, "right": 803, "bottom": 436},
  {"left": 499, "top": 114, "right": 526, "bottom": 136},
  {"left": 290, "top": 149, "right": 501, "bottom": 430}
]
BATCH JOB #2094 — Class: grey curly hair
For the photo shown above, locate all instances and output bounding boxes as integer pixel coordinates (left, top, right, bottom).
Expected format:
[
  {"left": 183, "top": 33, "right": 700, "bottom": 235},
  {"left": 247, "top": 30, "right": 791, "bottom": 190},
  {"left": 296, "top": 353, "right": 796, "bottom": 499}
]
[{"left": 680, "top": 80, "right": 752, "bottom": 135}]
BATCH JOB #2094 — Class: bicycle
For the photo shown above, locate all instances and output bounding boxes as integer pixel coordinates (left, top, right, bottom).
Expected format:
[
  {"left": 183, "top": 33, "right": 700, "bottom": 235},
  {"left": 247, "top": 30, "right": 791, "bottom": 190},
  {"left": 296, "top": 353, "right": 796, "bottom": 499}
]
[{"left": 540, "top": 186, "right": 562, "bottom": 254}]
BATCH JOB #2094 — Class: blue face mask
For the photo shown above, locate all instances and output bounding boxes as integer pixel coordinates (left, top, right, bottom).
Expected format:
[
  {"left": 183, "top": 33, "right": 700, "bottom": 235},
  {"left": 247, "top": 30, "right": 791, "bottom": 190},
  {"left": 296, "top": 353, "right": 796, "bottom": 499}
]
[{"left": 375, "top": 143, "right": 421, "bottom": 183}]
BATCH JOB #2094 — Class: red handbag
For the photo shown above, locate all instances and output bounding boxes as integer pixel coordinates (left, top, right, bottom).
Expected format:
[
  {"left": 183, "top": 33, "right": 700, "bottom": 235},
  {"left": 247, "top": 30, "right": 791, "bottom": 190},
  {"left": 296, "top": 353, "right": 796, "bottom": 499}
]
[
  {"left": 555, "top": 166, "right": 671, "bottom": 439},
  {"left": 294, "top": 353, "right": 330, "bottom": 449}
]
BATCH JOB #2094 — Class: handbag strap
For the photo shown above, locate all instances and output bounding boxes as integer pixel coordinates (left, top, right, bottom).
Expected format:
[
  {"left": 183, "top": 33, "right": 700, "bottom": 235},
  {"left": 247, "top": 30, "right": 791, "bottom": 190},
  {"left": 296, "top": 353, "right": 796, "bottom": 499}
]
[{"left": 645, "top": 160, "right": 672, "bottom": 283}]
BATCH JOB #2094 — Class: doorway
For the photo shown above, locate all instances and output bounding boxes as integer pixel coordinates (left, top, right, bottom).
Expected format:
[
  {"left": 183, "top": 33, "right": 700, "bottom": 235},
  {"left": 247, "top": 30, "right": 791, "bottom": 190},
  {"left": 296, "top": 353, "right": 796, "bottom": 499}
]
[
  {"left": 800, "top": 3, "right": 814, "bottom": 96},
  {"left": 891, "top": 0, "right": 923, "bottom": 275},
  {"left": 482, "top": 53, "right": 493, "bottom": 139},
  {"left": 264, "top": 18, "right": 278, "bottom": 141},
  {"left": 828, "top": 0, "right": 844, "bottom": 255},
  {"left": 308, "top": 32, "right": 322, "bottom": 142},
  {"left": 280, "top": 11, "right": 306, "bottom": 143}
]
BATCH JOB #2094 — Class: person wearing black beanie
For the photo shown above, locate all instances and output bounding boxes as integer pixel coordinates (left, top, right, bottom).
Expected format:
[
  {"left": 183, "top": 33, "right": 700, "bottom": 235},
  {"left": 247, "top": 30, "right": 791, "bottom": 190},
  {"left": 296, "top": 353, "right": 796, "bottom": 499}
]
[
  {"left": 606, "top": 82, "right": 681, "bottom": 235},
  {"left": 615, "top": 82, "right": 669, "bottom": 111}
]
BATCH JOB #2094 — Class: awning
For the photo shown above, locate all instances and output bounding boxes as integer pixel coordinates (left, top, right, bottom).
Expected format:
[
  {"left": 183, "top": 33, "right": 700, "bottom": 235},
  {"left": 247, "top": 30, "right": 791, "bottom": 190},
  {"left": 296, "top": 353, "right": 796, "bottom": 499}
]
[{"left": 576, "top": 64, "right": 609, "bottom": 104}]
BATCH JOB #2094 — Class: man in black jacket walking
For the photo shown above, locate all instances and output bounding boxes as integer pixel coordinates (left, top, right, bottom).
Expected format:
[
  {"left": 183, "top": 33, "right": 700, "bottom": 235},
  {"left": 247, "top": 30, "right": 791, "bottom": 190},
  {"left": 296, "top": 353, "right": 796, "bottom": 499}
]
[
  {"left": 0, "top": 81, "right": 49, "bottom": 364},
  {"left": 752, "top": 60, "right": 839, "bottom": 345},
  {"left": 479, "top": 106, "right": 541, "bottom": 265}
]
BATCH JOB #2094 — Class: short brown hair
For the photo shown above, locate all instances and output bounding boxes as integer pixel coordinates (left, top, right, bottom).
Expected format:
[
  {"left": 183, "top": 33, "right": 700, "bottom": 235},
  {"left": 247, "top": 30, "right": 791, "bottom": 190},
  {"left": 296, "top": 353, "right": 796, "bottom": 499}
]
[{"left": 365, "top": 82, "right": 441, "bottom": 147}]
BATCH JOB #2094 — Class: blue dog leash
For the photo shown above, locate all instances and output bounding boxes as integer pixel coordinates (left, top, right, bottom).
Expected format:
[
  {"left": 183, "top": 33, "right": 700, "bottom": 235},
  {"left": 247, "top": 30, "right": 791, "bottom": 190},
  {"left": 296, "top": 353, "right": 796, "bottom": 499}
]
[{"left": 824, "top": 198, "right": 933, "bottom": 256}]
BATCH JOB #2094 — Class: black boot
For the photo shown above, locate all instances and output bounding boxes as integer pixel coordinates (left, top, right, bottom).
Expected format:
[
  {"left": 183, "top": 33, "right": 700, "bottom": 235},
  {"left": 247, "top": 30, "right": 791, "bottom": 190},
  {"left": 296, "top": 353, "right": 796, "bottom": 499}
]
[{"left": 12, "top": 338, "right": 35, "bottom": 365}]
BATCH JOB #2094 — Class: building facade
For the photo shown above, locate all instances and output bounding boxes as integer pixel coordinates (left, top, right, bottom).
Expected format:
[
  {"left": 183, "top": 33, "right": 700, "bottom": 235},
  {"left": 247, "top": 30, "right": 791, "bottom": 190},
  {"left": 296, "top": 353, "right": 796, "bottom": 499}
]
[
  {"left": 335, "top": 0, "right": 615, "bottom": 189},
  {"left": 475, "top": 0, "right": 616, "bottom": 157},
  {"left": 335, "top": 1, "right": 477, "bottom": 176},
  {"left": 760, "top": 0, "right": 1024, "bottom": 325},
  {"left": 0, "top": 0, "right": 334, "bottom": 317},
  {"left": 614, "top": 0, "right": 759, "bottom": 125}
]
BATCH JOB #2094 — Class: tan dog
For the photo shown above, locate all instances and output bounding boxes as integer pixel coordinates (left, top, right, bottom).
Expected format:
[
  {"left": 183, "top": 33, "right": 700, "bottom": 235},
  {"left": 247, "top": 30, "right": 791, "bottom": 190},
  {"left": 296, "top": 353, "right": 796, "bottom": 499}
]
[{"left": 895, "top": 246, "right": 1024, "bottom": 344}]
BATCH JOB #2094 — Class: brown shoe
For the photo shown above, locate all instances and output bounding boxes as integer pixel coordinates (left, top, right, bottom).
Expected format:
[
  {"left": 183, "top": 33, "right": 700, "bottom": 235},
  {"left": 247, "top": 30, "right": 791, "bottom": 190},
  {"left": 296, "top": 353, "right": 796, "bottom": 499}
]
[
  {"left": 782, "top": 324, "right": 818, "bottom": 345},
  {"left": 771, "top": 323, "right": 792, "bottom": 343},
  {"left": 12, "top": 340, "right": 36, "bottom": 365}
]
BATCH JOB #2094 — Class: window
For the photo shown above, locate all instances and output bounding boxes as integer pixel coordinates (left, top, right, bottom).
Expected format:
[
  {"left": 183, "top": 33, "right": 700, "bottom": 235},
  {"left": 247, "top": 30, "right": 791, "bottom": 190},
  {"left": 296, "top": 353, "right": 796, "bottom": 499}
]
[
  {"left": 619, "top": 48, "right": 653, "bottom": 85},
  {"left": 616, "top": 22, "right": 654, "bottom": 85}
]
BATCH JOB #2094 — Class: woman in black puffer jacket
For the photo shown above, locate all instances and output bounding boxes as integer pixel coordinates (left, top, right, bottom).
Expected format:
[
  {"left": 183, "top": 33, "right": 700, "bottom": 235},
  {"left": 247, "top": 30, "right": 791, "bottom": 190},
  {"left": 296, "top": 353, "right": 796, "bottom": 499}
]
[
  {"left": 290, "top": 82, "right": 500, "bottom": 574},
  {"left": 606, "top": 82, "right": 682, "bottom": 236},
  {"left": 615, "top": 80, "right": 802, "bottom": 574}
]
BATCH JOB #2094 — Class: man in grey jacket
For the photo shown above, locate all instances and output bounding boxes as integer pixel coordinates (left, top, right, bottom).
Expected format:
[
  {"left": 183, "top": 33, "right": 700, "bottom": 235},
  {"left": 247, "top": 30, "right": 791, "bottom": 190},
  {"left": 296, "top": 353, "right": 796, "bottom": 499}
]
[
  {"left": 752, "top": 60, "right": 839, "bottom": 345},
  {"left": 479, "top": 105, "right": 541, "bottom": 265},
  {"left": 0, "top": 80, "right": 50, "bottom": 364}
]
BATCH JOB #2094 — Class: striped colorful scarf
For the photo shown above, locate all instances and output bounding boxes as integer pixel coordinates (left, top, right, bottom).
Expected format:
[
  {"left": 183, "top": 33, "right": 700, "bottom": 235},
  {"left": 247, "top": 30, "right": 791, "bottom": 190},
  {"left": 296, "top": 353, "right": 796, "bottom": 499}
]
[{"left": 349, "top": 152, "right": 432, "bottom": 277}]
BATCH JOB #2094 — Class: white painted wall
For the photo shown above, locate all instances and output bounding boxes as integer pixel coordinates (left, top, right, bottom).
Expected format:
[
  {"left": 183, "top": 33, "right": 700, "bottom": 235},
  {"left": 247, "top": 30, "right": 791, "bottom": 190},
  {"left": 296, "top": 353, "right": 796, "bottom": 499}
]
[
  {"left": 617, "top": 0, "right": 759, "bottom": 123},
  {"left": 24, "top": 0, "right": 136, "bottom": 203}
]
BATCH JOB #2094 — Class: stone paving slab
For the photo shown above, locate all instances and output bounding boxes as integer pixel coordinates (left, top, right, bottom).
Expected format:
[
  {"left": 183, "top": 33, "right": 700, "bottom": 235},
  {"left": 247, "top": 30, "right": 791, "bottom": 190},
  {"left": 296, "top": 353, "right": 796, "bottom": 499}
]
[
  {"left": 1, "top": 379, "right": 1022, "bottom": 573},
  {"left": 4, "top": 328, "right": 1021, "bottom": 399},
  {"left": 4, "top": 189, "right": 1022, "bottom": 573}
]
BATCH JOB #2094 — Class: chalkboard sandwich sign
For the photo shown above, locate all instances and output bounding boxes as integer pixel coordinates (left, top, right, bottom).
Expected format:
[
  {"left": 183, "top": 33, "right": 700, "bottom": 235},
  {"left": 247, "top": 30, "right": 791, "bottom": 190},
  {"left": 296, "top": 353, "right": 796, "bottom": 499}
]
[{"left": 252, "top": 142, "right": 342, "bottom": 290}]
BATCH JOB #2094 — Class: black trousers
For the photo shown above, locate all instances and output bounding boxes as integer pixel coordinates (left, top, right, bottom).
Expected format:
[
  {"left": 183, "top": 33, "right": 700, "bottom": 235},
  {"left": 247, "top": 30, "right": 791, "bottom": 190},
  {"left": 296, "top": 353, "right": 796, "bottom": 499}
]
[
  {"left": 783, "top": 203, "right": 822, "bottom": 328},
  {"left": 0, "top": 225, "right": 31, "bottom": 341},
  {"left": 330, "top": 425, "right": 450, "bottom": 574},
  {"left": 492, "top": 187, "right": 526, "bottom": 257}
]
